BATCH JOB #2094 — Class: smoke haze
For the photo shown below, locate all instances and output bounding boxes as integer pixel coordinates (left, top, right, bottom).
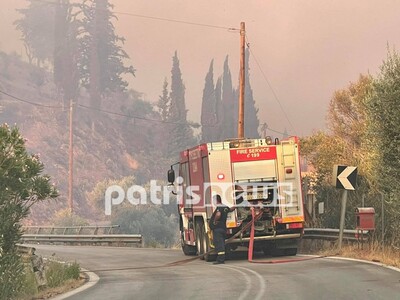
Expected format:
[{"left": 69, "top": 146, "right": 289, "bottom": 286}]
[{"left": 1, "top": 0, "right": 400, "bottom": 136}]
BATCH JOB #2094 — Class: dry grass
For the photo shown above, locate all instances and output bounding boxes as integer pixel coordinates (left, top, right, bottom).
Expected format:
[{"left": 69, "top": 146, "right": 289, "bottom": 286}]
[
  {"left": 315, "top": 242, "right": 400, "bottom": 269},
  {"left": 33, "top": 277, "right": 86, "bottom": 300}
]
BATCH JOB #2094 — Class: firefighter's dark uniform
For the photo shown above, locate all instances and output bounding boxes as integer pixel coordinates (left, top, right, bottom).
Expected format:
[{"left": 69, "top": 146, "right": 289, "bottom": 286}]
[{"left": 212, "top": 205, "right": 230, "bottom": 264}]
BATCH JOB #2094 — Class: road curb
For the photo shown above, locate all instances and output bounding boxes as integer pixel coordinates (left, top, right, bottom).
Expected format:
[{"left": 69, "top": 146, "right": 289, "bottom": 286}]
[
  {"left": 50, "top": 268, "right": 100, "bottom": 300},
  {"left": 326, "top": 256, "right": 400, "bottom": 273},
  {"left": 299, "top": 254, "right": 400, "bottom": 273}
]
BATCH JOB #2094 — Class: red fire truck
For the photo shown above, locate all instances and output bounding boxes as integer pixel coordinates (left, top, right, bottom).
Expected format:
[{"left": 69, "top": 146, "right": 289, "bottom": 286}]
[{"left": 167, "top": 136, "right": 304, "bottom": 261}]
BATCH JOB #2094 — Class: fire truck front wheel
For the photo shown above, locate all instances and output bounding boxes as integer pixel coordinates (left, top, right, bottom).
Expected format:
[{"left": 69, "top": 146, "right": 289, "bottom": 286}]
[{"left": 181, "top": 231, "right": 196, "bottom": 256}]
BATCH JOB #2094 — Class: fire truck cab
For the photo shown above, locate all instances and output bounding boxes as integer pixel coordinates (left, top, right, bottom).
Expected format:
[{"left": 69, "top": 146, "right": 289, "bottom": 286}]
[{"left": 167, "top": 136, "right": 304, "bottom": 260}]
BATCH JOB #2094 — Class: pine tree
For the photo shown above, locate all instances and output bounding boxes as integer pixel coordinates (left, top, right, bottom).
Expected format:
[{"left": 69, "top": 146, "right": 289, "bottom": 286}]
[
  {"left": 79, "top": 0, "right": 135, "bottom": 109},
  {"left": 14, "top": 0, "right": 56, "bottom": 66},
  {"left": 201, "top": 60, "right": 217, "bottom": 142},
  {"left": 244, "top": 48, "right": 260, "bottom": 138},
  {"left": 54, "top": 0, "right": 79, "bottom": 108}
]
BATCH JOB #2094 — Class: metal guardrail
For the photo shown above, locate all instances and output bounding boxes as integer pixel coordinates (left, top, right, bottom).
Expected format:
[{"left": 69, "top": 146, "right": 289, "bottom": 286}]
[
  {"left": 21, "top": 234, "right": 142, "bottom": 245},
  {"left": 23, "top": 225, "right": 120, "bottom": 235},
  {"left": 303, "top": 228, "right": 369, "bottom": 242},
  {"left": 21, "top": 225, "right": 142, "bottom": 246},
  {"left": 21, "top": 226, "right": 364, "bottom": 247},
  {"left": 16, "top": 244, "right": 36, "bottom": 255}
]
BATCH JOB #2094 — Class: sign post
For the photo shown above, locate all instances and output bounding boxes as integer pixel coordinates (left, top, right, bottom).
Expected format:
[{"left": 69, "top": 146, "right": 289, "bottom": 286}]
[
  {"left": 332, "top": 165, "right": 358, "bottom": 250},
  {"left": 338, "top": 190, "right": 348, "bottom": 250}
]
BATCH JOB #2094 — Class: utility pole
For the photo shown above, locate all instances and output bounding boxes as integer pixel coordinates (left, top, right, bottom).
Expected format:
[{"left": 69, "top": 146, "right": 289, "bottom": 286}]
[
  {"left": 68, "top": 99, "right": 74, "bottom": 214},
  {"left": 238, "top": 21, "right": 246, "bottom": 138}
]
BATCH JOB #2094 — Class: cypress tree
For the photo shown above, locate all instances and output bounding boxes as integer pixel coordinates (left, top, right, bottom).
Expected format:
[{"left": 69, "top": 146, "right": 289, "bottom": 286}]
[
  {"left": 168, "top": 51, "right": 195, "bottom": 153},
  {"left": 214, "top": 77, "right": 223, "bottom": 141},
  {"left": 201, "top": 60, "right": 217, "bottom": 142},
  {"left": 244, "top": 48, "right": 260, "bottom": 138},
  {"left": 221, "top": 56, "right": 236, "bottom": 140}
]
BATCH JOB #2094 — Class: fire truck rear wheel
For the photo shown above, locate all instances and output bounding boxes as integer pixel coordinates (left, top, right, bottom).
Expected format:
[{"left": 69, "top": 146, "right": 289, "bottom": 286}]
[
  {"left": 202, "top": 225, "right": 216, "bottom": 262},
  {"left": 195, "top": 222, "right": 205, "bottom": 259}
]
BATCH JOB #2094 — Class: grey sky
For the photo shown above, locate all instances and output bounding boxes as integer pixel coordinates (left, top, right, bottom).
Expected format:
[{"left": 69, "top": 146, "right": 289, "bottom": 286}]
[{"left": 1, "top": 0, "right": 400, "bottom": 136}]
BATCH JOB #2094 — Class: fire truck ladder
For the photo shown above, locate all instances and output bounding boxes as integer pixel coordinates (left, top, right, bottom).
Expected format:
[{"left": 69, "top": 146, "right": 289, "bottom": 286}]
[{"left": 280, "top": 140, "right": 301, "bottom": 215}]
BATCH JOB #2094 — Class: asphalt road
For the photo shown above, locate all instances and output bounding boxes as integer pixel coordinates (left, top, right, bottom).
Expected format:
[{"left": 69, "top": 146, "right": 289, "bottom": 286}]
[{"left": 35, "top": 245, "right": 400, "bottom": 300}]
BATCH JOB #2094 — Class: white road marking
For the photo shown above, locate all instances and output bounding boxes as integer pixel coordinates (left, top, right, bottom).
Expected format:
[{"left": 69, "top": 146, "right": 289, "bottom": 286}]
[
  {"left": 224, "top": 265, "right": 266, "bottom": 300},
  {"left": 218, "top": 265, "right": 252, "bottom": 300}
]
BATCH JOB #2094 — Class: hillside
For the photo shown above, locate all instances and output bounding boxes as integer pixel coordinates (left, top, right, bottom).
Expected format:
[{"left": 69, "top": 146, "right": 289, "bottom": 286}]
[{"left": 0, "top": 52, "right": 173, "bottom": 223}]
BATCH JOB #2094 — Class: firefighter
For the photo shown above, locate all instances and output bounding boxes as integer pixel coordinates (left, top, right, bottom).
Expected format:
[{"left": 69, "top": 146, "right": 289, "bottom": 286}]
[{"left": 211, "top": 194, "right": 235, "bottom": 264}]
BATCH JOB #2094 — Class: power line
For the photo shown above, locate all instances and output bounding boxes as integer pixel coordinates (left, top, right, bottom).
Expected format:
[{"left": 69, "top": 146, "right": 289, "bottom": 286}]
[
  {"left": 30, "top": 0, "right": 239, "bottom": 31},
  {"left": 77, "top": 103, "right": 200, "bottom": 127},
  {"left": 0, "top": 89, "right": 63, "bottom": 109},
  {"left": 113, "top": 11, "right": 239, "bottom": 31},
  {"left": 1, "top": 88, "right": 289, "bottom": 134},
  {"left": 245, "top": 34, "right": 297, "bottom": 135},
  {"left": 0, "top": 87, "right": 199, "bottom": 127}
]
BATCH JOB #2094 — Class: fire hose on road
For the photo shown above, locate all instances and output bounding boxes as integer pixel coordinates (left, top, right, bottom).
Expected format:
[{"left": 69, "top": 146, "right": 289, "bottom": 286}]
[
  {"left": 81, "top": 210, "right": 333, "bottom": 273},
  {"left": 168, "top": 208, "right": 332, "bottom": 268}
]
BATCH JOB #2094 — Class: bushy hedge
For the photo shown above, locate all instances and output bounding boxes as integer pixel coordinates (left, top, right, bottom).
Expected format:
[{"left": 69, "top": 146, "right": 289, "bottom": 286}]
[
  {"left": 0, "top": 125, "right": 58, "bottom": 299},
  {"left": 46, "top": 261, "right": 80, "bottom": 288}
]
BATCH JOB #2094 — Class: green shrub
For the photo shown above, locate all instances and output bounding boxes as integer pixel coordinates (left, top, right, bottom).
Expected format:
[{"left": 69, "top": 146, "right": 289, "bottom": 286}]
[
  {"left": 18, "top": 264, "right": 39, "bottom": 299},
  {"left": 45, "top": 261, "right": 80, "bottom": 288},
  {"left": 0, "top": 124, "right": 58, "bottom": 298},
  {"left": 0, "top": 253, "right": 25, "bottom": 299},
  {"left": 64, "top": 262, "right": 80, "bottom": 280}
]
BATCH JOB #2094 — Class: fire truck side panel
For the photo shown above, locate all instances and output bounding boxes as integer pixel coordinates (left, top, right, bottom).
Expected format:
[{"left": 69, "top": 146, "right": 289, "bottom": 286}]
[
  {"left": 276, "top": 138, "right": 304, "bottom": 223},
  {"left": 178, "top": 160, "right": 196, "bottom": 246},
  {"left": 201, "top": 154, "right": 214, "bottom": 219},
  {"left": 188, "top": 147, "right": 206, "bottom": 211},
  {"left": 207, "top": 147, "right": 237, "bottom": 228}
]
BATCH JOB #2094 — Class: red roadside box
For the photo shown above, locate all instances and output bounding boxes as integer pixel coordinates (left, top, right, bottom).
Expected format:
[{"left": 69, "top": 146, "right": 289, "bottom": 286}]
[{"left": 355, "top": 207, "right": 375, "bottom": 230}]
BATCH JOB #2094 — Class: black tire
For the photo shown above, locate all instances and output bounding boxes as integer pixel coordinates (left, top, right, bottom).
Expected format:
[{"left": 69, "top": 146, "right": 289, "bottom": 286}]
[
  {"left": 181, "top": 231, "right": 196, "bottom": 256},
  {"left": 202, "top": 224, "right": 216, "bottom": 262},
  {"left": 195, "top": 222, "right": 205, "bottom": 259},
  {"left": 271, "top": 247, "right": 286, "bottom": 257}
]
